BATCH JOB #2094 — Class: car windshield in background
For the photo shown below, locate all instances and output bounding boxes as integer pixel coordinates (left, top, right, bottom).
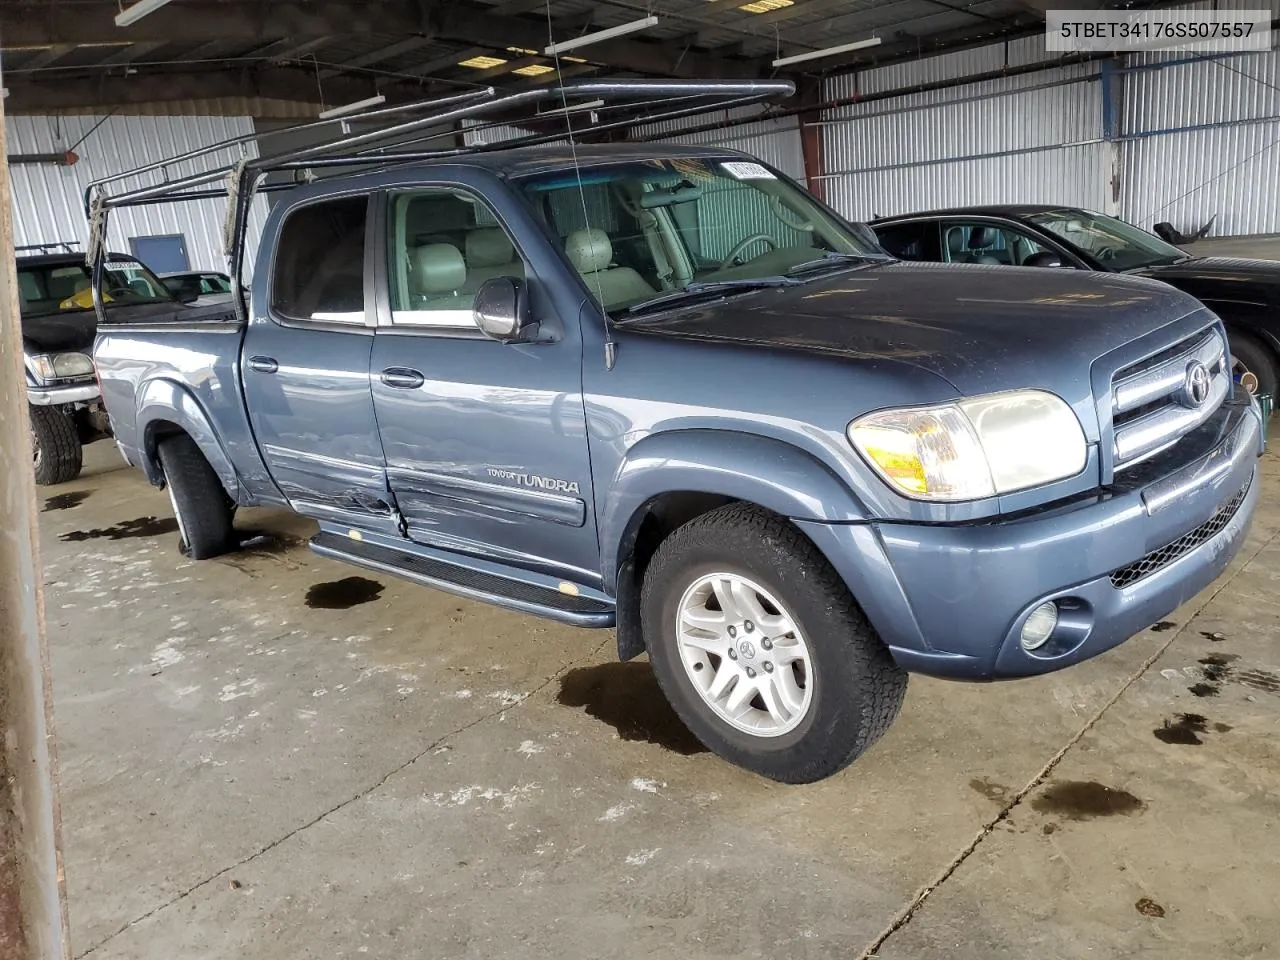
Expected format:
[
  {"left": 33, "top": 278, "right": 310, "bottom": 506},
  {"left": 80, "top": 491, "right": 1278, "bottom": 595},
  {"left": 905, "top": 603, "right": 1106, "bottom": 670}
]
[
  {"left": 1028, "top": 210, "right": 1188, "bottom": 271},
  {"left": 18, "top": 258, "right": 173, "bottom": 317},
  {"left": 515, "top": 157, "right": 880, "bottom": 314}
]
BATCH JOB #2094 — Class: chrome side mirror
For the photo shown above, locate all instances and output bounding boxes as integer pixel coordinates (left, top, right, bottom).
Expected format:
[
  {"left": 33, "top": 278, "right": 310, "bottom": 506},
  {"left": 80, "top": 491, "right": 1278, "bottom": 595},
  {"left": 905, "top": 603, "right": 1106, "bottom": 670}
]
[{"left": 474, "top": 277, "right": 535, "bottom": 343}]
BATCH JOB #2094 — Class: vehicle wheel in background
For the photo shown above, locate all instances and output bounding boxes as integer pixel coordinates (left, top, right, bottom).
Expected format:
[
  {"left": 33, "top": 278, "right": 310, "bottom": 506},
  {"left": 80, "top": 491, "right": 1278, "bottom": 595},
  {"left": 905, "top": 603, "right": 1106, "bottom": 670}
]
[
  {"left": 30, "top": 405, "right": 83, "bottom": 486},
  {"left": 157, "top": 433, "right": 236, "bottom": 559},
  {"left": 641, "top": 502, "right": 908, "bottom": 784},
  {"left": 1227, "top": 332, "right": 1277, "bottom": 399}
]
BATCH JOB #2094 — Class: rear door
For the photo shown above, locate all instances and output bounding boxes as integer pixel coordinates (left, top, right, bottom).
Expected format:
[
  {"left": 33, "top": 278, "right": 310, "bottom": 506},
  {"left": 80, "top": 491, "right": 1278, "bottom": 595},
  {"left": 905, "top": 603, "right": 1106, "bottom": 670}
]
[
  {"left": 368, "top": 183, "right": 601, "bottom": 586},
  {"left": 242, "top": 192, "right": 399, "bottom": 535}
]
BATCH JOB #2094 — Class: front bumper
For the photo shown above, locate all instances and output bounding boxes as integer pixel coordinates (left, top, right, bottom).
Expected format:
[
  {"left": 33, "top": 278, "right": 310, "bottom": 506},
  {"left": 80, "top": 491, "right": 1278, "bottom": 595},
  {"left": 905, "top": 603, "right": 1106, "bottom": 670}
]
[
  {"left": 798, "top": 398, "right": 1263, "bottom": 680},
  {"left": 28, "top": 382, "right": 101, "bottom": 406}
]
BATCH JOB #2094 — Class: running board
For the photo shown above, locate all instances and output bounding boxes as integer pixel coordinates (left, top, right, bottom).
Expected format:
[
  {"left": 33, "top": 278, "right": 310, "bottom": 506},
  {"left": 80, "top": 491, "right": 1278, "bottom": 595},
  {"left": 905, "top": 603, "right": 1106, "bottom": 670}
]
[{"left": 309, "top": 530, "right": 615, "bottom": 627}]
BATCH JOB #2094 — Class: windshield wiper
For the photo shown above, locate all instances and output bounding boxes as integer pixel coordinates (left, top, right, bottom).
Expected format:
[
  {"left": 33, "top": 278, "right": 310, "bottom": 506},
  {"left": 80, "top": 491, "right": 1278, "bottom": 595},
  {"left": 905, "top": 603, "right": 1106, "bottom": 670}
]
[
  {"left": 620, "top": 277, "right": 801, "bottom": 317},
  {"left": 785, "top": 251, "right": 893, "bottom": 276}
]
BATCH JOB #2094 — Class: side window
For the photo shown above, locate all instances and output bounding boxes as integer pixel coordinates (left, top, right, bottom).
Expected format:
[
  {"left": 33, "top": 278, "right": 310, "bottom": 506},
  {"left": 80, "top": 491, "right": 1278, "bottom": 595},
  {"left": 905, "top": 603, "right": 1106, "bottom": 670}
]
[
  {"left": 271, "top": 195, "right": 368, "bottom": 323},
  {"left": 944, "top": 222, "right": 1048, "bottom": 266},
  {"left": 387, "top": 189, "right": 525, "bottom": 328},
  {"left": 874, "top": 222, "right": 930, "bottom": 261}
]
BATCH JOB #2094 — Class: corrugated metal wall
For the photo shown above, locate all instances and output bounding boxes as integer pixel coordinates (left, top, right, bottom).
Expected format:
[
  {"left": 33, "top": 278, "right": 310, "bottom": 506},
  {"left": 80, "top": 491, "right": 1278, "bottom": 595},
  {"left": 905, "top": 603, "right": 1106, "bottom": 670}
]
[
  {"left": 821, "top": 62, "right": 1106, "bottom": 221},
  {"left": 6, "top": 114, "right": 269, "bottom": 271},
  {"left": 635, "top": 104, "right": 805, "bottom": 180},
  {"left": 1119, "top": 49, "right": 1280, "bottom": 235}
]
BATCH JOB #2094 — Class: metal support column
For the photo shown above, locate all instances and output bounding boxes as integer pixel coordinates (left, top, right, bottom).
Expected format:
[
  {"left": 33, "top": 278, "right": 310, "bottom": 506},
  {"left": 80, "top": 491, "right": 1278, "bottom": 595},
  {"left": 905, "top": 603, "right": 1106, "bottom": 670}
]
[
  {"left": 1100, "top": 57, "right": 1124, "bottom": 217},
  {"left": 797, "top": 77, "right": 827, "bottom": 201},
  {"left": 0, "top": 69, "right": 73, "bottom": 960}
]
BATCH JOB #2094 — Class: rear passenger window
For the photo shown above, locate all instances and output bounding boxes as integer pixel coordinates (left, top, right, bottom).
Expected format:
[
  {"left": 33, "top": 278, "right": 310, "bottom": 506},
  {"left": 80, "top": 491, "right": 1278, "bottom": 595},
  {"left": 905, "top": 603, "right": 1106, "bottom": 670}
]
[
  {"left": 387, "top": 189, "right": 525, "bottom": 328},
  {"left": 272, "top": 196, "right": 367, "bottom": 323},
  {"left": 874, "top": 222, "right": 929, "bottom": 261}
]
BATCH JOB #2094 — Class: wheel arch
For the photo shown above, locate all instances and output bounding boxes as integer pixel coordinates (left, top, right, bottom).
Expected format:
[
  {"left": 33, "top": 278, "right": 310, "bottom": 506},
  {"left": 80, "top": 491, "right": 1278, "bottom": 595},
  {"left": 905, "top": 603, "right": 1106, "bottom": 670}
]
[
  {"left": 603, "top": 430, "right": 868, "bottom": 661},
  {"left": 136, "top": 379, "right": 239, "bottom": 500}
]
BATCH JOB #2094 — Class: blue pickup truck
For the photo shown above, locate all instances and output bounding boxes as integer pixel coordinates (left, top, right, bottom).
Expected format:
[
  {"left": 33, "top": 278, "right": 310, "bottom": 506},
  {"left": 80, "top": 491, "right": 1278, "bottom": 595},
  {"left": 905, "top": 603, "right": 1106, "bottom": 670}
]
[{"left": 92, "top": 139, "right": 1263, "bottom": 783}]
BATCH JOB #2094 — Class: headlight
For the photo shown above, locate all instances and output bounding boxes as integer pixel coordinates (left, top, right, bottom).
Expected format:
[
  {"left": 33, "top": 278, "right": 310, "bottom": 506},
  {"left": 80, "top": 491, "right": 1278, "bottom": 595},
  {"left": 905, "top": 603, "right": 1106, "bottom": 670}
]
[
  {"left": 30, "top": 352, "right": 95, "bottom": 382},
  {"left": 848, "top": 390, "right": 1087, "bottom": 501}
]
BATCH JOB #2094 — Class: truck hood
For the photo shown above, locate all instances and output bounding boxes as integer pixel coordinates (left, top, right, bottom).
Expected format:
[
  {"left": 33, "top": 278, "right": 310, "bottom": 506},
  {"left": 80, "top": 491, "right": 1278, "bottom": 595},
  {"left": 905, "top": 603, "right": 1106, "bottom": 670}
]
[
  {"left": 619, "top": 261, "right": 1209, "bottom": 399},
  {"left": 1132, "top": 256, "right": 1280, "bottom": 307}
]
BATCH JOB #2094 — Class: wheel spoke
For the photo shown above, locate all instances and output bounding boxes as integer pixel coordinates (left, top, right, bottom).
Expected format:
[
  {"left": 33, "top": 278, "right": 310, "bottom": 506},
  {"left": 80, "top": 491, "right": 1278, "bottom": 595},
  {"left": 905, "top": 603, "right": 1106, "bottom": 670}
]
[
  {"left": 711, "top": 577, "right": 741, "bottom": 620},
  {"left": 729, "top": 579, "right": 769, "bottom": 626},
  {"left": 770, "top": 638, "right": 808, "bottom": 667},
  {"left": 723, "top": 674, "right": 757, "bottom": 718},
  {"left": 679, "top": 629, "right": 725, "bottom": 654},
  {"left": 773, "top": 664, "right": 806, "bottom": 716},
  {"left": 706, "top": 659, "right": 737, "bottom": 700},
  {"left": 755, "top": 676, "right": 791, "bottom": 725},
  {"left": 681, "top": 606, "right": 727, "bottom": 631}
]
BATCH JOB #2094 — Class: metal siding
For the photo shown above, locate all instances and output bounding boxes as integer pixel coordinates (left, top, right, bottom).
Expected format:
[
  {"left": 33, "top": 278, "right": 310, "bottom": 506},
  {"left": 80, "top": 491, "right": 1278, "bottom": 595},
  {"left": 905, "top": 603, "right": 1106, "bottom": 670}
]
[
  {"left": 1120, "top": 48, "right": 1280, "bottom": 234},
  {"left": 820, "top": 64, "right": 1104, "bottom": 220},
  {"left": 634, "top": 106, "right": 804, "bottom": 179},
  {"left": 6, "top": 114, "right": 269, "bottom": 272}
]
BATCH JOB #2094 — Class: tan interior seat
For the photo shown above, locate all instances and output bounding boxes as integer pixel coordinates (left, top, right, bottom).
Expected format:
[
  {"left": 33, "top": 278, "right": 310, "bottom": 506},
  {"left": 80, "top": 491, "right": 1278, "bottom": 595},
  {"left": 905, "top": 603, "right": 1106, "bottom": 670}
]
[
  {"left": 564, "top": 228, "right": 655, "bottom": 311},
  {"left": 463, "top": 228, "right": 520, "bottom": 292},
  {"left": 411, "top": 243, "right": 471, "bottom": 310}
]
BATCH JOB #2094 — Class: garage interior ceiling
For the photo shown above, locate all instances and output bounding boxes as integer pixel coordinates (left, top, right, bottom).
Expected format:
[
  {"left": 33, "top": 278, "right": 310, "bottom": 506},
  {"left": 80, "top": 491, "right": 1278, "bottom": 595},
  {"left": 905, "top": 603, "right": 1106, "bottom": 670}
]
[{"left": 0, "top": 0, "right": 1071, "bottom": 113}]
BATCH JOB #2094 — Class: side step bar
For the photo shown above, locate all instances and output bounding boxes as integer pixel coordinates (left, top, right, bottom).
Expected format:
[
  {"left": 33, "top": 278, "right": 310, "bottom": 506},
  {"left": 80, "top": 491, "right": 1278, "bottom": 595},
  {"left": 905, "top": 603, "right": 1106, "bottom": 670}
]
[{"left": 310, "top": 530, "right": 615, "bottom": 628}]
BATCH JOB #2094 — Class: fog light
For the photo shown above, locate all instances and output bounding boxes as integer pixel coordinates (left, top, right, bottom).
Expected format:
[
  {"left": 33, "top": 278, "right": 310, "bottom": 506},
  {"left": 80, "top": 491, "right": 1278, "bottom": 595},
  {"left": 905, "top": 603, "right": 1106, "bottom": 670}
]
[{"left": 1020, "top": 602, "right": 1059, "bottom": 651}]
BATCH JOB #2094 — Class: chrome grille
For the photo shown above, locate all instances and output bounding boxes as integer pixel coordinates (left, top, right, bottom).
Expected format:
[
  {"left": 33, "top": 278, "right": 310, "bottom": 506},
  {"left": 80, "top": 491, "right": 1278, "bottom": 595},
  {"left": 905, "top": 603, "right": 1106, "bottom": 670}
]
[
  {"left": 1109, "top": 478, "right": 1250, "bottom": 589},
  {"left": 1111, "top": 330, "right": 1227, "bottom": 468}
]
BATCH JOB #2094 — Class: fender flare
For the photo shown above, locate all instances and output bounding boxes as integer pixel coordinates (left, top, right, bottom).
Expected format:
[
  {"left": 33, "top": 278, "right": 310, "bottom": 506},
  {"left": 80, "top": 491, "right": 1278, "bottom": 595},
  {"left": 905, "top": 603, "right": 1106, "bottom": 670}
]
[
  {"left": 600, "top": 429, "right": 867, "bottom": 588},
  {"left": 136, "top": 378, "right": 240, "bottom": 500}
]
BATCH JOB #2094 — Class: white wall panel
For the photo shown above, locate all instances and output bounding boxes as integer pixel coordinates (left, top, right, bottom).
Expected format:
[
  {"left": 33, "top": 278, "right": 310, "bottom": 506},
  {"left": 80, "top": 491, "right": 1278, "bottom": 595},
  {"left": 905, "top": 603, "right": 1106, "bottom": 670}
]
[
  {"left": 634, "top": 105, "right": 804, "bottom": 180},
  {"left": 7, "top": 114, "right": 269, "bottom": 272}
]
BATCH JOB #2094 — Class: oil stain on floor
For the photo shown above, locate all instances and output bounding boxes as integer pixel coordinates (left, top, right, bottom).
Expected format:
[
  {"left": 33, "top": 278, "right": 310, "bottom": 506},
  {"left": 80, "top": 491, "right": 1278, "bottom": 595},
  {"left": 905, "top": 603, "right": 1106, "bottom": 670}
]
[
  {"left": 1154, "top": 713, "right": 1210, "bottom": 745},
  {"left": 43, "top": 491, "right": 90, "bottom": 512},
  {"left": 1030, "top": 780, "right": 1145, "bottom": 821},
  {"left": 60, "top": 516, "right": 178, "bottom": 542},
  {"left": 305, "top": 576, "right": 385, "bottom": 610},
  {"left": 1135, "top": 897, "right": 1166, "bottom": 918},
  {"left": 557, "top": 662, "right": 707, "bottom": 755}
]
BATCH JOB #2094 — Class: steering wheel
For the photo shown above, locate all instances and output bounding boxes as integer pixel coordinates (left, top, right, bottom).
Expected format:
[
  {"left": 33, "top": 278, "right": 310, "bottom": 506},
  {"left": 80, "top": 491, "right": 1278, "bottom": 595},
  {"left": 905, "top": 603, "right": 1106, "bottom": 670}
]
[
  {"left": 770, "top": 195, "right": 814, "bottom": 232},
  {"left": 718, "top": 234, "right": 778, "bottom": 271},
  {"left": 1095, "top": 246, "right": 1119, "bottom": 262}
]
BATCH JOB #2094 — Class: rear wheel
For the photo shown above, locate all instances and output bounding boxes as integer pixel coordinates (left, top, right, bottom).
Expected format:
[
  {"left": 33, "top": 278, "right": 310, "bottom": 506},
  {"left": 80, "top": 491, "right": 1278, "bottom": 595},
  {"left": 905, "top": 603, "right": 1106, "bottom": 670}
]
[
  {"left": 30, "top": 405, "right": 83, "bottom": 486},
  {"left": 157, "top": 434, "right": 235, "bottom": 559},
  {"left": 642, "top": 503, "right": 908, "bottom": 783},
  {"left": 1227, "top": 332, "right": 1277, "bottom": 399}
]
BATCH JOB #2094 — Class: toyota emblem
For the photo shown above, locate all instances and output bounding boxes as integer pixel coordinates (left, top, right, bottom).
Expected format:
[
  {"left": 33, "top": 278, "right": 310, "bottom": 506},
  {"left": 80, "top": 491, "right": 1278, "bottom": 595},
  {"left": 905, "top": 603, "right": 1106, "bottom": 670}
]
[{"left": 1182, "top": 360, "right": 1211, "bottom": 408}]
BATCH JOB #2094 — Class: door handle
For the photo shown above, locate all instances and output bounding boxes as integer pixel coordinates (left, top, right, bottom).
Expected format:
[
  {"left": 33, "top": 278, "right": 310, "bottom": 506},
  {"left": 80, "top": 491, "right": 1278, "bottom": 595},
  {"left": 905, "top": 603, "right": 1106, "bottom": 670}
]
[
  {"left": 248, "top": 356, "right": 278, "bottom": 374},
  {"left": 380, "top": 367, "right": 425, "bottom": 390}
]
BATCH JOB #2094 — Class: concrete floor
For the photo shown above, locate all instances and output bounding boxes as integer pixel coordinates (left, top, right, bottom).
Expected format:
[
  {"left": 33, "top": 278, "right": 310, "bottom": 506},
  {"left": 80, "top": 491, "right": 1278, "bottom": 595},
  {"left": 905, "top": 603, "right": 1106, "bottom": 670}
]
[{"left": 41, "top": 431, "right": 1280, "bottom": 960}]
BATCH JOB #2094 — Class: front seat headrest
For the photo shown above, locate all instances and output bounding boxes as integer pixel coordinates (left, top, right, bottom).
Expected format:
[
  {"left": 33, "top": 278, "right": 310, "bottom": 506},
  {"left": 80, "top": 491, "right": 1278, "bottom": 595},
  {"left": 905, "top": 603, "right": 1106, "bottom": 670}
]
[
  {"left": 413, "top": 243, "right": 466, "bottom": 294},
  {"left": 967, "top": 226, "right": 998, "bottom": 249},
  {"left": 466, "top": 228, "right": 514, "bottom": 267},
  {"left": 565, "top": 228, "right": 612, "bottom": 275},
  {"left": 946, "top": 229, "right": 966, "bottom": 255}
]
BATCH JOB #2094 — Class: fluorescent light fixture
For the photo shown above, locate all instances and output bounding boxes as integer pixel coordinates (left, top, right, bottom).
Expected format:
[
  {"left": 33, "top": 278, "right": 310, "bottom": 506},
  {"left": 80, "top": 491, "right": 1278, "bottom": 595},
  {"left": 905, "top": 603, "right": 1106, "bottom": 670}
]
[
  {"left": 536, "top": 98, "right": 605, "bottom": 117},
  {"left": 544, "top": 16, "right": 659, "bottom": 56},
  {"left": 740, "top": 0, "right": 792, "bottom": 11},
  {"left": 507, "top": 46, "right": 539, "bottom": 56},
  {"left": 772, "top": 35, "right": 882, "bottom": 67},
  {"left": 513, "top": 64, "right": 556, "bottom": 77},
  {"left": 563, "top": 55, "right": 589, "bottom": 63},
  {"left": 459, "top": 54, "right": 507, "bottom": 69},
  {"left": 318, "top": 94, "right": 386, "bottom": 119},
  {"left": 114, "top": 0, "right": 176, "bottom": 27}
]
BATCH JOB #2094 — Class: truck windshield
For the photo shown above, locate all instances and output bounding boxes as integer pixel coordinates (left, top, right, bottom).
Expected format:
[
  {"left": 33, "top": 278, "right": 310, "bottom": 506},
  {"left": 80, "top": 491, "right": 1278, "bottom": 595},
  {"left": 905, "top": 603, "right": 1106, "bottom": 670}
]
[
  {"left": 516, "top": 157, "right": 881, "bottom": 314},
  {"left": 1027, "top": 210, "right": 1189, "bottom": 271},
  {"left": 17, "top": 258, "right": 174, "bottom": 318}
]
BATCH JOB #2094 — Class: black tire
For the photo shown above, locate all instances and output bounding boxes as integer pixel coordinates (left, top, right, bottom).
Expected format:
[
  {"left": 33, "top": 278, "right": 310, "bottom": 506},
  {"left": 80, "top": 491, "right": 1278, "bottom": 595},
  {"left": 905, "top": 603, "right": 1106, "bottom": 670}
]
[
  {"left": 30, "top": 405, "right": 83, "bottom": 486},
  {"left": 641, "top": 502, "right": 908, "bottom": 784},
  {"left": 1227, "top": 332, "right": 1277, "bottom": 399},
  {"left": 157, "top": 433, "right": 235, "bottom": 559}
]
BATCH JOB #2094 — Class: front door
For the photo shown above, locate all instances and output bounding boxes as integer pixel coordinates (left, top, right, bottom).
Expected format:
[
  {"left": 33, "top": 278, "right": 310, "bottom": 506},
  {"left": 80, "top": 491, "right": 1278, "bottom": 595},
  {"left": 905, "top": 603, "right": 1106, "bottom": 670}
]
[
  {"left": 368, "top": 185, "right": 600, "bottom": 585},
  {"left": 243, "top": 192, "right": 398, "bottom": 536}
]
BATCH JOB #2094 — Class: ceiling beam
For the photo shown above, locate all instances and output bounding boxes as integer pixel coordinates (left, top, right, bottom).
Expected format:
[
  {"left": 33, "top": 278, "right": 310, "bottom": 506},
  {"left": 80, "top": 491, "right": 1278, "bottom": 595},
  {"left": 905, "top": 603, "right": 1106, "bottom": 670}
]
[
  {"left": 96, "top": 40, "right": 167, "bottom": 66},
  {"left": 265, "top": 37, "right": 336, "bottom": 64},
  {"left": 402, "top": 46, "right": 492, "bottom": 78},
  {"left": 2, "top": 0, "right": 752, "bottom": 79},
  {"left": 318, "top": 35, "right": 436, "bottom": 79},
  {"left": 2, "top": 66, "right": 428, "bottom": 113},
  {"left": 15, "top": 44, "right": 76, "bottom": 71}
]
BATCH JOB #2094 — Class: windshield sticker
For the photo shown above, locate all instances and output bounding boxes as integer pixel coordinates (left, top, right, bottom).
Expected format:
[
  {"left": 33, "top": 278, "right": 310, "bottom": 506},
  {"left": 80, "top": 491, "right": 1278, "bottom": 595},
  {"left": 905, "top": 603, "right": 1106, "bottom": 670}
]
[{"left": 721, "top": 161, "right": 776, "bottom": 181}]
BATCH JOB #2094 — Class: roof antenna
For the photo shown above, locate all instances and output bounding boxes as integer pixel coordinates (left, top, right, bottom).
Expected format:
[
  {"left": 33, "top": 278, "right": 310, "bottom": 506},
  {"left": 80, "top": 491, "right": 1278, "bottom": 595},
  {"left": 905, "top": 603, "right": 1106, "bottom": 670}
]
[{"left": 545, "top": 0, "right": 617, "bottom": 370}]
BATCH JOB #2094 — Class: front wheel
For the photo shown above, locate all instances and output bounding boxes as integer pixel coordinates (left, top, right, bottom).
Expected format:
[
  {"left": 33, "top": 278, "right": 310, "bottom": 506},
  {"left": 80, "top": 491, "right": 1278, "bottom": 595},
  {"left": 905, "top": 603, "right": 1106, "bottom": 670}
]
[
  {"left": 641, "top": 503, "right": 908, "bottom": 783},
  {"left": 30, "top": 405, "right": 83, "bottom": 486}
]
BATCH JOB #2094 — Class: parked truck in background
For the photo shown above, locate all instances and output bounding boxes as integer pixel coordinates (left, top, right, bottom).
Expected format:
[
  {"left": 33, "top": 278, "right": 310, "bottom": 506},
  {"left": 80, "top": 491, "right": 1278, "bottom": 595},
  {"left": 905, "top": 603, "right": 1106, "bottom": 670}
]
[{"left": 91, "top": 141, "right": 1263, "bottom": 783}]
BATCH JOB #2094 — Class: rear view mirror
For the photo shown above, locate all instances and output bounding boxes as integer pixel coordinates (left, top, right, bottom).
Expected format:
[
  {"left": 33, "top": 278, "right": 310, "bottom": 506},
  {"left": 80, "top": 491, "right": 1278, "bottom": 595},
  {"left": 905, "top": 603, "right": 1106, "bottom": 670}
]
[
  {"left": 1024, "top": 251, "right": 1065, "bottom": 268},
  {"left": 474, "top": 277, "right": 536, "bottom": 343},
  {"left": 175, "top": 284, "right": 200, "bottom": 304}
]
